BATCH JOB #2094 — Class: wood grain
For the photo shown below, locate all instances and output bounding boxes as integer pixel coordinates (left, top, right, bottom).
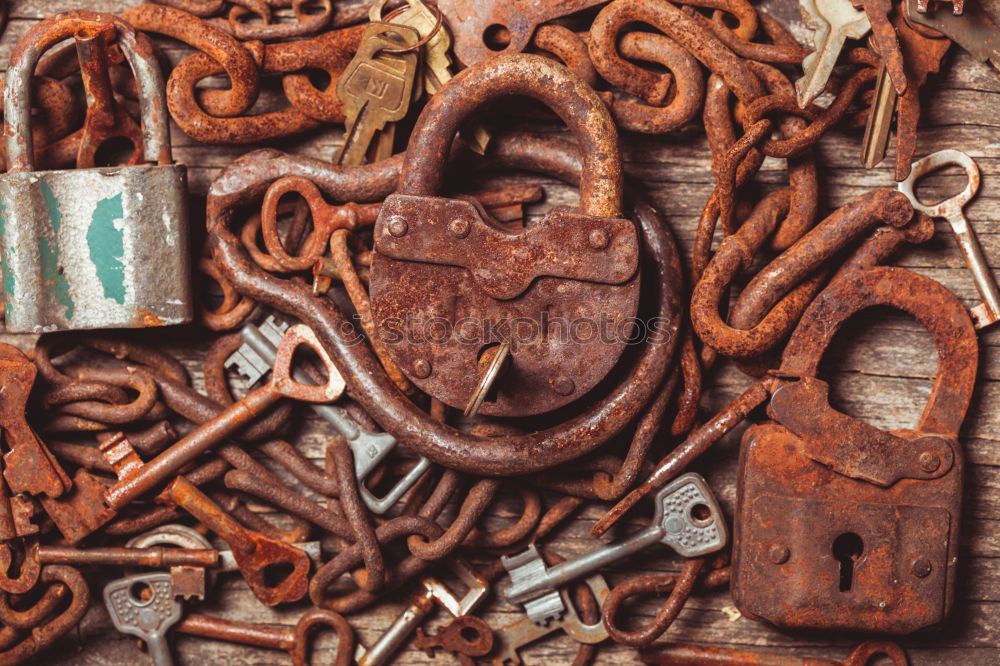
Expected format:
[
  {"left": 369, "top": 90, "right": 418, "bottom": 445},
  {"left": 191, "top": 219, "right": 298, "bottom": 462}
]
[{"left": 2, "top": 0, "right": 998, "bottom": 664}]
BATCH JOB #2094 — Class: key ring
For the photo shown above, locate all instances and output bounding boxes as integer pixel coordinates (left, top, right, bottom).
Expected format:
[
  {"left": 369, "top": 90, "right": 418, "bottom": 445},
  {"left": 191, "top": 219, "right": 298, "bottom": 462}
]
[{"left": 376, "top": 4, "right": 445, "bottom": 55}]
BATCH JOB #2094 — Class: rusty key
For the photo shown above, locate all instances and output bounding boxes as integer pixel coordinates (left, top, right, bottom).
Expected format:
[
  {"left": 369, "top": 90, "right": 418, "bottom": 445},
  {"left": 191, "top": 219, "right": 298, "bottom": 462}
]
[
  {"left": 163, "top": 476, "right": 311, "bottom": 606},
  {"left": 104, "top": 324, "right": 344, "bottom": 509}
]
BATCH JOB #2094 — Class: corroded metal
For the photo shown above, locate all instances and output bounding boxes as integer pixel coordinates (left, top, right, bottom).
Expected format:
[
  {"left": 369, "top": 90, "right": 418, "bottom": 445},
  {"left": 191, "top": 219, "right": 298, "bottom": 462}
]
[{"left": 732, "top": 265, "right": 977, "bottom": 633}]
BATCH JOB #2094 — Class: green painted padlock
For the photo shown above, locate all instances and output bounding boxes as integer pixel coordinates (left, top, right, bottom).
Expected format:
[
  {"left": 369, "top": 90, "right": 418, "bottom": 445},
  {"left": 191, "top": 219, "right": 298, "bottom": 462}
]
[{"left": 0, "top": 11, "right": 192, "bottom": 333}]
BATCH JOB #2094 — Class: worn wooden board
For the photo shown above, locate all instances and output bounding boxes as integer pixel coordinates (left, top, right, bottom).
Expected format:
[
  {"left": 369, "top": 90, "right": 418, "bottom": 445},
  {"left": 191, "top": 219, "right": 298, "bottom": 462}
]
[{"left": 2, "top": 0, "right": 998, "bottom": 664}]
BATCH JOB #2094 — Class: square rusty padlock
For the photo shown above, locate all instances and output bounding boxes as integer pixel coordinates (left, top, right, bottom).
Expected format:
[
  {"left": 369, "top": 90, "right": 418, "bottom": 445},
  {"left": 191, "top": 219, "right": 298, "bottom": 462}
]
[{"left": 731, "top": 265, "right": 978, "bottom": 634}]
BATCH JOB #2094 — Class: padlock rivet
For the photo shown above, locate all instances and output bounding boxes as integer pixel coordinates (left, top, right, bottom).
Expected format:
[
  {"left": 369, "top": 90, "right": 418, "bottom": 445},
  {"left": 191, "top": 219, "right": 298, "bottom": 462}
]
[
  {"left": 589, "top": 229, "right": 610, "bottom": 250},
  {"left": 449, "top": 218, "right": 471, "bottom": 238},
  {"left": 918, "top": 450, "right": 941, "bottom": 473},
  {"left": 387, "top": 216, "right": 408, "bottom": 237},
  {"left": 911, "top": 558, "right": 932, "bottom": 578},
  {"left": 553, "top": 377, "right": 575, "bottom": 395},
  {"left": 412, "top": 359, "right": 431, "bottom": 378},
  {"left": 768, "top": 545, "right": 790, "bottom": 565}
]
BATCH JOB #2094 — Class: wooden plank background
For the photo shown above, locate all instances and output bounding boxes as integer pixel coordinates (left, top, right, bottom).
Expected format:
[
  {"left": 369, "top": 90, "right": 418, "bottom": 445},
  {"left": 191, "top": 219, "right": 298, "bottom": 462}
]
[{"left": 1, "top": 0, "right": 997, "bottom": 664}]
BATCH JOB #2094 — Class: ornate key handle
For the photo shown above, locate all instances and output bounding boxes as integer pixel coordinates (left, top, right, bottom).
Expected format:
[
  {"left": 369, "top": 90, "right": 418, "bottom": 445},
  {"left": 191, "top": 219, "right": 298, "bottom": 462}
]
[{"left": 206, "top": 89, "right": 681, "bottom": 476}]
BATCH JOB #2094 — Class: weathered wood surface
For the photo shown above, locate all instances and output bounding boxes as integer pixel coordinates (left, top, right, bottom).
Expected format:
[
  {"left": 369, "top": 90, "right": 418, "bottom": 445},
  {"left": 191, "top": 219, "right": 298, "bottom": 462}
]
[{"left": 2, "top": 0, "right": 998, "bottom": 664}]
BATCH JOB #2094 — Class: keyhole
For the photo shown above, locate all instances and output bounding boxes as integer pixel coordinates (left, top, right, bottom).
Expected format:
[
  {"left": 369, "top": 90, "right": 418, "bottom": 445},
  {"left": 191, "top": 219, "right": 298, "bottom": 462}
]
[{"left": 832, "top": 532, "right": 864, "bottom": 592}]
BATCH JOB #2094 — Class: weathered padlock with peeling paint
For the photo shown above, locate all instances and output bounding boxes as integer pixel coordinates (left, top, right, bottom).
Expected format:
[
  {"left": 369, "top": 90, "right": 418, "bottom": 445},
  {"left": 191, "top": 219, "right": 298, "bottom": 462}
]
[
  {"left": 0, "top": 11, "right": 191, "bottom": 333},
  {"left": 731, "top": 266, "right": 978, "bottom": 634},
  {"left": 370, "top": 55, "right": 640, "bottom": 417}
]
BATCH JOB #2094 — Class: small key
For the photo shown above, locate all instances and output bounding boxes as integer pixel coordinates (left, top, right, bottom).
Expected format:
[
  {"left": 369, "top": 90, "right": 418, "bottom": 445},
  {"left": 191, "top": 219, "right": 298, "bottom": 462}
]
[
  {"left": 905, "top": 0, "right": 999, "bottom": 73},
  {"left": 852, "top": 0, "right": 907, "bottom": 95},
  {"left": 500, "top": 473, "right": 726, "bottom": 607},
  {"left": 491, "top": 574, "right": 609, "bottom": 666},
  {"left": 797, "top": 0, "right": 872, "bottom": 108},
  {"left": 335, "top": 22, "right": 420, "bottom": 166},
  {"left": 372, "top": 0, "right": 491, "bottom": 153},
  {"left": 104, "top": 572, "right": 183, "bottom": 666},
  {"left": 229, "top": 315, "right": 432, "bottom": 514},
  {"left": 898, "top": 150, "right": 1000, "bottom": 329}
]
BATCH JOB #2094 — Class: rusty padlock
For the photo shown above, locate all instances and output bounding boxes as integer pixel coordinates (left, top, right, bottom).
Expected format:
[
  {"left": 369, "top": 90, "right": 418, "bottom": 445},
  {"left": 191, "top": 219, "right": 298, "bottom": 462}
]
[
  {"left": 731, "top": 265, "right": 978, "bottom": 633},
  {"left": 0, "top": 11, "right": 191, "bottom": 333},
  {"left": 369, "top": 54, "right": 640, "bottom": 416}
]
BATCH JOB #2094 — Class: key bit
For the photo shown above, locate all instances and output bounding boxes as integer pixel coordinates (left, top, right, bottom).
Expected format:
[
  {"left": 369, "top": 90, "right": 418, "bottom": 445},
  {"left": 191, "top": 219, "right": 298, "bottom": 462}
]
[
  {"left": 225, "top": 314, "right": 289, "bottom": 386},
  {"left": 797, "top": 0, "right": 873, "bottom": 108}
]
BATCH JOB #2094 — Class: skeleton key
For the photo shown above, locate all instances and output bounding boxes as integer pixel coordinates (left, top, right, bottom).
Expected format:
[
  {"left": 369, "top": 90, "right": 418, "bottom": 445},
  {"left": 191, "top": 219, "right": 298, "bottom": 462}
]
[
  {"left": 491, "top": 575, "right": 609, "bottom": 666},
  {"left": 335, "top": 22, "right": 420, "bottom": 166},
  {"left": 104, "top": 572, "right": 183, "bottom": 666},
  {"left": 797, "top": 0, "right": 872, "bottom": 108},
  {"left": 852, "top": 0, "right": 907, "bottom": 95},
  {"left": 500, "top": 473, "right": 726, "bottom": 608},
  {"left": 898, "top": 150, "right": 1000, "bottom": 329},
  {"left": 228, "top": 315, "right": 432, "bottom": 514},
  {"left": 905, "top": 0, "right": 999, "bottom": 73},
  {"left": 105, "top": 324, "right": 344, "bottom": 510}
]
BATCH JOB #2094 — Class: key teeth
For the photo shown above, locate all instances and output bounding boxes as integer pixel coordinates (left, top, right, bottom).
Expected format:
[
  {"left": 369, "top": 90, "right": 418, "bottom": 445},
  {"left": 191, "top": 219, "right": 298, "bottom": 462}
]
[{"left": 524, "top": 590, "right": 566, "bottom": 626}]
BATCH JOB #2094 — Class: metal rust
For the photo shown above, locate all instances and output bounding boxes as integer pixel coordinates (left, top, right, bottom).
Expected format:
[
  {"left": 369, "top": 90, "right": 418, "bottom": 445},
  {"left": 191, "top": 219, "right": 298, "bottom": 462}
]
[{"left": 732, "top": 266, "right": 978, "bottom": 633}]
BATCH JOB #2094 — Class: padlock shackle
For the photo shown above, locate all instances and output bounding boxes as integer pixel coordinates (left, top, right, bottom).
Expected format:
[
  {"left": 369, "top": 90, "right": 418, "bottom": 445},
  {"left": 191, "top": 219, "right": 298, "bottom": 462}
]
[
  {"left": 4, "top": 11, "right": 172, "bottom": 173},
  {"left": 779, "top": 266, "right": 978, "bottom": 437},
  {"left": 398, "top": 54, "right": 624, "bottom": 218}
]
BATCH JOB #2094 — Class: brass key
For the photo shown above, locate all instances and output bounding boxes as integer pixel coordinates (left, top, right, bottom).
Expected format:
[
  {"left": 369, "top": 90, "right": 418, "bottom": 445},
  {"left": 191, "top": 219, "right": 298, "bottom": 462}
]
[
  {"left": 372, "top": 0, "right": 491, "bottom": 153},
  {"left": 335, "top": 22, "right": 420, "bottom": 165}
]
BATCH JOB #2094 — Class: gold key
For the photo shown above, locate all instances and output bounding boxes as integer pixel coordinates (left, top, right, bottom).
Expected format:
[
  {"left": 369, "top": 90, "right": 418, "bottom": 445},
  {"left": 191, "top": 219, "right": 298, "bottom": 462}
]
[
  {"left": 861, "top": 39, "right": 897, "bottom": 169},
  {"left": 371, "top": 0, "right": 492, "bottom": 153},
  {"left": 335, "top": 22, "right": 420, "bottom": 166}
]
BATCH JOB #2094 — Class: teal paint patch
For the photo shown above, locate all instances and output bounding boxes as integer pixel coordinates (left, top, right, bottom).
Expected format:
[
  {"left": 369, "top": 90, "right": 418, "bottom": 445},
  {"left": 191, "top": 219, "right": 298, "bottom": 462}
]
[
  {"left": 0, "top": 203, "right": 13, "bottom": 315},
  {"left": 88, "top": 193, "right": 126, "bottom": 304},
  {"left": 39, "top": 182, "right": 75, "bottom": 320}
]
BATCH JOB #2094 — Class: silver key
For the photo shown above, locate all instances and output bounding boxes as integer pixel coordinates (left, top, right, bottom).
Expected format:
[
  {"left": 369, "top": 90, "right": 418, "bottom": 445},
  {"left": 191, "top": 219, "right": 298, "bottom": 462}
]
[
  {"left": 898, "top": 150, "right": 1000, "bottom": 329},
  {"left": 228, "top": 315, "right": 433, "bottom": 514},
  {"left": 103, "top": 572, "right": 182, "bottom": 666},
  {"left": 500, "top": 473, "right": 727, "bottom": 608},
  {"left": 797, "top": 0, "right": 872, "bottom": 107}
]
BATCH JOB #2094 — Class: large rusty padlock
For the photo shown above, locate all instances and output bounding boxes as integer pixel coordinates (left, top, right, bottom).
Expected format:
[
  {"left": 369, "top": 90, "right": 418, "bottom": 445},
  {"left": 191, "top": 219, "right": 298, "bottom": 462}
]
[
  {"left": 731, "top": 265, "right": 978, "bottom": 633},
  {"left": 370, "top": 55, "right": 640, "bottom": 416},
  {"left": 0, "top": 12, "right": 191, "bottom": 333}
]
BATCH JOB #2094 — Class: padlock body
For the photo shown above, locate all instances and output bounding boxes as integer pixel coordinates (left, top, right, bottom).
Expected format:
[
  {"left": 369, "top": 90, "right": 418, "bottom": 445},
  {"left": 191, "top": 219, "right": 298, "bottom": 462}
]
[
  {"left": 731, "top": 423, "right": 961, "bottom": 634},
  {"left": 370, "top": 193, "right": 641, "bottom": 417},
  {"left": 0, "top": 164, "right": 192, "bottom": 332}
]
